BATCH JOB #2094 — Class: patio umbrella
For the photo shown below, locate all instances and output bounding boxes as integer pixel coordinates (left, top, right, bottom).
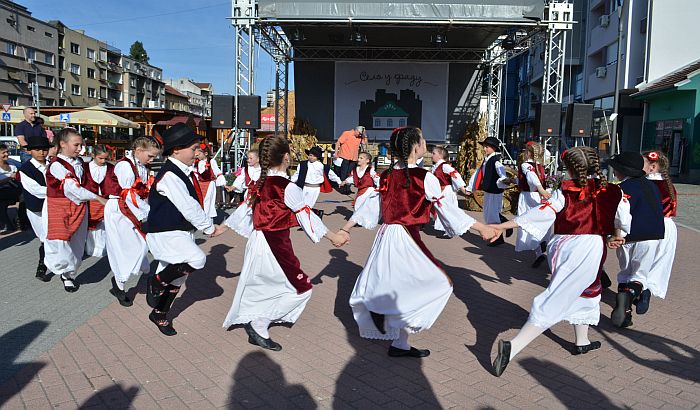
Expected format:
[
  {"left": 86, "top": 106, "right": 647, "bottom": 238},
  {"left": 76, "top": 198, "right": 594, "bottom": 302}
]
[
  {"left": 48, "top": 105, "right": 140, "bottom": 128},
  {"left": 5, "top": 106, "right": 62, "bottom": 127}
]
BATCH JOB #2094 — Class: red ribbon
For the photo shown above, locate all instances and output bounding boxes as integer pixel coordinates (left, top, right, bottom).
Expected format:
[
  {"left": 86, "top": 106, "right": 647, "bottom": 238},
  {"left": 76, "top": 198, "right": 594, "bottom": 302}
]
[
  {"left": 538, "top": 200, "right": 557, "bottom": 213},
  {"left": 294, "top": 205, "right": 315, "bottom": 233}
]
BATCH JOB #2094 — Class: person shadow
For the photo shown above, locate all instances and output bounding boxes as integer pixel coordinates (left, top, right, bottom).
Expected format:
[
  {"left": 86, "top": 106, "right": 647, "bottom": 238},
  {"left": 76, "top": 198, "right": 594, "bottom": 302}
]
[
  {"left": 519, "top": 358, "right": 630, "bottom": 409},
  {"left": 0, "top": 321, "right": 48, "bottom": 407},
  {"left": 75, "top": 255, "right": 112, "bottom": 285},
  {"left": 77, "top": 384, "right": 139, "bottom": 409},
  {"left": 227, "top": 351, "right": 316, "bottom": 409},
  {"left": 324, "top": 205, "right": 353, "bottom": 219},
  {"left": 312, "top": 249, "right": 442, "bottom": 408},
  {"left": 0, "top": 228, "right": 35, "bottom": 248},
  {"left": 169, "top": 244, "right": 237, "bottom": 320}
]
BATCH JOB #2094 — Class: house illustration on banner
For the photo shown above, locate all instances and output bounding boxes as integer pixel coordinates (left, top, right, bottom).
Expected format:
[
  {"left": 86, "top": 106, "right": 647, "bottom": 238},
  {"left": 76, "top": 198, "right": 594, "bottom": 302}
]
[{"left": 372, "top": 102, "right": 408, "bottom": 129}]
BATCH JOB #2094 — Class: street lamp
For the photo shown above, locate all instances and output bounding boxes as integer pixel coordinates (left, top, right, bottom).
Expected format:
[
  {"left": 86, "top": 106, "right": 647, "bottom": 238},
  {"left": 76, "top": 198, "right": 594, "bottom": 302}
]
[{"left": 609, "top": 0, "right": 625, "bottom": 161}]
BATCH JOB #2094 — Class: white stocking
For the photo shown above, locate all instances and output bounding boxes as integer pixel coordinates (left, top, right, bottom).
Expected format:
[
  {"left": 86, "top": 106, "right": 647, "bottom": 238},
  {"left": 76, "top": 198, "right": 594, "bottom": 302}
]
[
  {"left": 573, "top": 324, "right": 590, "bottom": 346},
  {"left": 251, "top": 318, "right": 271, "bottom": 339},
  {"left": 391, "top": 328, "right": 411, "bottom": 350},
  {"left": 509, "top": 321, "right": 546, "bottom": 360}
]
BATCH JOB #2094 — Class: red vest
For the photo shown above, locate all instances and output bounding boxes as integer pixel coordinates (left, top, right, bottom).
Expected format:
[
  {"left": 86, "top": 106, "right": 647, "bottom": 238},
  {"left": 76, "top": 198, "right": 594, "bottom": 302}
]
[
  {"left": 353, "top": 166, "right": 375, "bottom": 191},
  {"left": 553, "top": 180, "right": 622, "bottom": 236},
  {"left": 517, "top": 162, "right": 545, "bottom": 192},
  {"left": 83, "top": 162, "right": 120, "bottom": 198},
  {"left": 650, "top": 179, "right": 677, "bottom": 217},
  {"left": 433, "top": 162, "right": 452, "bottom": 189},
  {"left": 194, "top": 159, "right": 216, "bottom": 182},
  {"left": 46, "top": 157, "right": 86, "bottom": 198},
  {"left": 253, "top": 176, "right": 300, "bottom": 231},
  {"left": 379, "top": 167, "right": 432, "bottom": 226}
]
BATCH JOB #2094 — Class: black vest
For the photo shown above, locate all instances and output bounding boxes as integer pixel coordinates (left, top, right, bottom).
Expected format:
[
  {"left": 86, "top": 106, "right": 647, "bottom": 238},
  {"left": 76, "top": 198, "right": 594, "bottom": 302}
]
[
  {"left": 146, "top": 160, "right": 200, "bottom": 233},
  {"left": 481, "top": 155, "right": 504, "bottom": 194},
  {"left": 620, "top": 177, "right": 665, "bottom": 242},
  {"left": 295, "top": 161, "right": 333, "bottom": 189},
  {"left": 19, "top": 160, "right": 46, "bottom": 212}
]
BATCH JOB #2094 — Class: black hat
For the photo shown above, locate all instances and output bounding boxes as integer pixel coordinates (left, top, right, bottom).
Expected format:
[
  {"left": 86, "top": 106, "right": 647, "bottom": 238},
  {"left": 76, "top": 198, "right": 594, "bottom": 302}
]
[
  {"left": 24, "top": 134, "right": 52, "bottom": 150},
  {"left": 479, "top": 137, "right": 501, "bottom": 150},
  {"left": 305, "top": 146, "right": 323, "bottom": 158},
  {"left": 162, "top": 123, "right": 201, "bottom": 155},
  {"left": 608, "top": 151, "right": 645, "bottom": 178}
]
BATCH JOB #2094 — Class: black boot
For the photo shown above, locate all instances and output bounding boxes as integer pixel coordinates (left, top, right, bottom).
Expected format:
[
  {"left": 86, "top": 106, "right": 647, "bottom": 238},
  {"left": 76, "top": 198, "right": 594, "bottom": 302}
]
[
  {"left": 109, "top": 277, "right": 133, "bottom": 307},
  {"left": 611, "top": 283, "right": 640, "bottom": 328},
  {"left": 149, "top": 285, "right": 180, "bottom": 336},
  {"left": 17, "top": 201, "right": 29, "bottom": 231},
  {"left": 600, "top": 270, "right": 612, "bottom": 289},
  {"left": 147, "top": 263, "right": 193, "bottom": 308},
  {"left": 35, "top": 244, "right": 51, "bottom": 282}
]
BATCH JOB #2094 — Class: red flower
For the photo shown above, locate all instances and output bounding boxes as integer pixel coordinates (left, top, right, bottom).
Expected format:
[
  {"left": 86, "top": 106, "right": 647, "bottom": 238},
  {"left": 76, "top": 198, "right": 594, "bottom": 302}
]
[{"left": 646, "top": 151, "right": 659, "bottom": 161}]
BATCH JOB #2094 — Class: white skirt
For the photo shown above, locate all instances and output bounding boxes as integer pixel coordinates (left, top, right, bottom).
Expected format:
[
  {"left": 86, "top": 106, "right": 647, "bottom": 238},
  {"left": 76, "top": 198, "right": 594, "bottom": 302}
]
[
  {"left": 223, "top": 230, "right": 312, "bottom": 327},
  {"left": 350, "top": 187, "right": 379, "bottom": 230},
  {"left": 433, "top": 187, "right": 458, "bottom": 232},
  {"left": 85, "top": 223, "right": 106, "bottom": 257},
  {"left": 104, "top": 199, "right": 150, "bottom": 283},
  {"left": 224, "top": 202, "right": 254, "bottom": 238},
  {"left": 349, "top": 224, "right": 453, "bottom": 340},
  {"left": 203, "top": 181, "right": 217, "bottom": 219},
  {"left": 635, "top": 217, "right": 676, "bottom": 298},
  {"left": 528, "top": 234, "right": 603, "bottom": 329},
  {"left": 43, "top": 209, "right": 89, "bottom": 279},
  {"left": 515, "top": 191, "right": 544, "bottom": 252}
]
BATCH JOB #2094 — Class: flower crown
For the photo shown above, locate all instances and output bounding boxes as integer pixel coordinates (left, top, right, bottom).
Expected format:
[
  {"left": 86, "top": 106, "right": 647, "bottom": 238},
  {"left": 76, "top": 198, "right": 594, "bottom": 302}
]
[{"left": 645, "top": 151, "right": 659, "bottom": 161}]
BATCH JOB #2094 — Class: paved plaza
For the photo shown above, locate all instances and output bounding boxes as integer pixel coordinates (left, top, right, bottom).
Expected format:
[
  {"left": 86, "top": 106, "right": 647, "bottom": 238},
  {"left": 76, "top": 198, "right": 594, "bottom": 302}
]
[{"left": 0, "top": 189, "right": 699, "bottom": 409}]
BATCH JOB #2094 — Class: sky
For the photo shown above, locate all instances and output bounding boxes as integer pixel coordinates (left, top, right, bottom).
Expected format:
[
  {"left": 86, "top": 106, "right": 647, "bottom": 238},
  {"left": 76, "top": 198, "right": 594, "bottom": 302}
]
[{"left": 21, "top": 0, "right": 291, "bottom": 96}]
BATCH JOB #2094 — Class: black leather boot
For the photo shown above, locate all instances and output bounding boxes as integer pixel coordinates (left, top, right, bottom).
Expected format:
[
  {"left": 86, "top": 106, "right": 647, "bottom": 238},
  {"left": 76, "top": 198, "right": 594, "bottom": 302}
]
[
  {"left": 149, "top": 285, "right": 180, "bottom": 336},
  {"left": 35, "top": 244, "right": 51, "bottom": 282},
  {"left": 109, "top": 277, "right": 133, "bottom": 307}
]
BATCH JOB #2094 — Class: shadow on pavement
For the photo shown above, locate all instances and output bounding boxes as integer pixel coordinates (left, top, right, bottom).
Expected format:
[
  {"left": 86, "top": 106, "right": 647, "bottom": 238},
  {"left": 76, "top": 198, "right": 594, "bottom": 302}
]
[
  {"left": 0, "top": 321, "right": 48, "bottom": 407},
  {"left": 75, "top": 255, "right": 111, "bottom": 285},
  {"left": 227, "top": 351, "right": 316, "bottom": 409},
  {"left": 77, "top": 384, "right": 139, "bottom": 409},
  {"left": 0, "top": 228, "right": 35, "bottom": 249}
]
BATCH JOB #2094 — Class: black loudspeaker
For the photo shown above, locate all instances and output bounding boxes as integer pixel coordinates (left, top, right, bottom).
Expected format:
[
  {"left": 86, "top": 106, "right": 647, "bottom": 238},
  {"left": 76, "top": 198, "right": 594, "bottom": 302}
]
[
  {"left": 566, "top": 103, "right": 594, "bottom": 138},
  {"left": 537, "top": 103, "right": 561, "bottom": 137},
  {"left": 237, "top": 95, "right": 261, "bottom": 129},
  {"left": 211, "top": 95, "right": 234, "bottom": 129}
]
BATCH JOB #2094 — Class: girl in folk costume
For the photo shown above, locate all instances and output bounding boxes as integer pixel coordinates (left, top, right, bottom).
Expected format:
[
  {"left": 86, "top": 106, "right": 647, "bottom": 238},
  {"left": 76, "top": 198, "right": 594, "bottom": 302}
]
[
  {"left": 340, "top": 127, "right": 497, "bottom": 358},
  {"left": 220, "top": 135, "right": 348, "bottom": 351},
  {"left": 104, "top": 137, "right": 161, "bottom": 307},
  {"left": 145, "top": 123, "right": 226, "bottom": 335},
  {"left": 430, "top": 145, "right": 468, "bottom": 233},
  {"left": 44, "top": 129, "right": 108, "bottom": 292},
  {"left": 466, "top": 137, "right": 514, "bottom": 246},
  {"left": 18, "top": 135, "right": 53, "bottom": 281},
  {"left": 290, "top": 146, "right": 342, "bottom": 218},
  {"left": 609, "top": 152, "right": 666, "bottom": 328},
  {"left": 489, "top": 147, "right": 632, "bottom": 377},
  {"left": 516, "top": 142, "right": 551, "bottom": 267},
  {"left": 83, "top": 145, "right": 117, "bottom": 258},
  {"left": 224, "top": 149, "right": 261, "bottom": 237},
  {"left": 339, "top": 151, "right": 380, "bottom": 228},
  {"left": 193, "top": 144, "right": 226, "bottom": 221}
]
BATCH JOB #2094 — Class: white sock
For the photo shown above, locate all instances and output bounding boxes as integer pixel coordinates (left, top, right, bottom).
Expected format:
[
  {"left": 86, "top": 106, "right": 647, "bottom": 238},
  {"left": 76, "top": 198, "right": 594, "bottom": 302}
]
[
  {"left": 509, "top": 321, "right": 546, "bottom": 360},
  {"left": 573, "top": 324, "right": 591, "bottom": 346},
  {"left": 251, "top": 318, "right": 271, "bottom": 339},
  {"left": 391, "top": 328, "right": 411, "bottom": 350},
  {"left": 114, "top": 277, "right": 125, "bottom": 291}
]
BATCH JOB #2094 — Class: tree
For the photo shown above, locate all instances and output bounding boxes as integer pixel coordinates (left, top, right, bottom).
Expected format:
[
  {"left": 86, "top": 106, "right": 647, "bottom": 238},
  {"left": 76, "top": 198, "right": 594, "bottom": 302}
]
[{"left": 129, "top": 41, "right": 149, "bottom": 64}]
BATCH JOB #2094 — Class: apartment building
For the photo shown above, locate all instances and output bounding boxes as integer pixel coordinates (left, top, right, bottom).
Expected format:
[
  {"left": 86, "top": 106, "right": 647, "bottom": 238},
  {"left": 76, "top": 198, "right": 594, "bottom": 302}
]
[
  {"left": 122, "top": 55, "right": 164, "bottom": 108},
  {"left": 165, "top": 78, "right": 212, "bottom": 117},
  {"left": 165, "top": 84, "right": 188, "bottom": 112},
  {"left": 0, "top": 0, "right": 59, "bottom": 107}
]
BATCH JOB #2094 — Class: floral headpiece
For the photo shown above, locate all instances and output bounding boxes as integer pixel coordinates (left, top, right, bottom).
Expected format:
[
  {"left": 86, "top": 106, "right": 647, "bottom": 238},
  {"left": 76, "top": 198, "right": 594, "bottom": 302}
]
[{"left": 645, "top": 151, "right": 659, "bottom": 161}]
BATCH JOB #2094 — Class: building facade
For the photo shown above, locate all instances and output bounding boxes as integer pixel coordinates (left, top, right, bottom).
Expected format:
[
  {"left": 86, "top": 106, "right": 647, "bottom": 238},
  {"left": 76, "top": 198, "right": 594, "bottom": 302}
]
[
  {"left": 164, "top": 84, "right": 188, "bottom": 112},
  {"left": 165, "top": 78, "right": 212, "bottom": 117},
  {"left": 0, "top": 0, "right": 59, "bottom": 108},
  {"left": 122, "top": 56, "right": 164, "bottom": 109}
]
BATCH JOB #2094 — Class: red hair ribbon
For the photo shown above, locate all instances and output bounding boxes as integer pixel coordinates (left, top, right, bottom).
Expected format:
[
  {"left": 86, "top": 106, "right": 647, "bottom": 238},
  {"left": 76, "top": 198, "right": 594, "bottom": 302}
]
[
  {"left": 105, "top": 144, "right": 115, "bottom": 151},
  {"left": 560, "top": 149, "right": 568, "bottom": 161},
  {"left": 153, "top": 134, "right": 164, "bottom": 145},
  {"left": 527, "top": 141, "right": 535, "bottom": 146},
  {"left": 646, "top": 151, "right": 659, "bottom": 161},
  {"left": 199, "top": 143, "right": 207, "bottom": 150}
]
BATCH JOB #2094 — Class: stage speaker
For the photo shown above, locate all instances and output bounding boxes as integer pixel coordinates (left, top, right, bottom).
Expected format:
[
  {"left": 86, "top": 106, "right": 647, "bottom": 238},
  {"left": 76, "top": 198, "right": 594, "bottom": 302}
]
[
  {"left": 211, "top": 95, "right": 234, "bottom": 129},
  {"left": 237, "top": 95, "right": 261, "bottom": 129},
  {"left": 537, "top": 103, "right": 561, "bottom": 137},
  {"left": 565, "top": 103, "right": 594, "bottom": 138}
]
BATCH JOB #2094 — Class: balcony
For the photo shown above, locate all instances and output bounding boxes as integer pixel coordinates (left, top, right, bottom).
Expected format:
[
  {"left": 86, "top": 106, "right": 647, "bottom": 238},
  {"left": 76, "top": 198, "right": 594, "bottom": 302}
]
[
  {"left": 588, "top": 14, "right": 619, "bottom": 55},
  {"left": 585, "top": 62, "right": 617, "bottom": 101},
  {"left": 107, "top": 81, "right": 121, "bottom": 90}
]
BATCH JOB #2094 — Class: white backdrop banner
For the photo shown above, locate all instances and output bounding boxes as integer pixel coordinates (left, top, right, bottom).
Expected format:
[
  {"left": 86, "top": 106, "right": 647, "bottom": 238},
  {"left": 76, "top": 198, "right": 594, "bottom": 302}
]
[{"left": 334, "top": 62, "right": 449, "bottom": 141}]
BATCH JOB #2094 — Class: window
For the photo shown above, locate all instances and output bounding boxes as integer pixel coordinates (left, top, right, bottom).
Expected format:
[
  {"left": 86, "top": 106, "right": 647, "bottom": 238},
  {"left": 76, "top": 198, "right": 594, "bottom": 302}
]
[
  {"left": 6, "top": 42, "right": 16, "bottom": 55},
  {"left": 8, "top": 95, "right": 18, "bottom": 105},
  {"left": 70, "top": 63, "right": 80, "bottom": 75},
  {"left": 399, "top": 119, "right": 406, "bottom": 127},
  {"left": 45, "top": 31, "right": 53, "bottom": 38},
  {"left": 99, "top": 50, "right": 107, "bottom": 61},
  {"left": 99, "top": 69, "right": 107, "bottom": 79},
  {"left": 45, "top": 75, "right": 54, "bottom": 88},
  {"left": 88, "top": 87, "right": 96, "bottom": 98},
  {"left": 130, "top": 78, "right": 136, "bottom": 87},
  {"left": 27, "top": 25, "right": 35, "bottom": 32},
  {"left": 387, "top": 118, "right": 393, "bottom": 127},
  {"left": 606, "top": 42, "right": 618, "bottom": 65},
  {"left": 374, "top": 118, "right": 381, "bottom": 127},
  {"left": 87, "top": 68, "right": 96, "bottom": 79},
  {"left": 44, "top": 52, "right": 54, "bottom": 65},
  {"left": 124, "top": 61, "right": 130, "bottom": 70},
  {"left": 71, "top": 84, "right": 81, "bottom": 95},
  {"left": 45, "top": 99, "right": 55, "bottom": 106},
  {"left": 87, "top": 48, "right": 95, "bottom": 60},
  {"left": 59, "top": 99, "right": 66, "bottom": 106},
  {"left": 26, "top": 47, "right": 35, "bottom": 60},
  {"left": 70, "top": 42, "right": 80, "bottom": 54},
  {"left": 59, "top": 78, "right": 65, "bottom": 91}
]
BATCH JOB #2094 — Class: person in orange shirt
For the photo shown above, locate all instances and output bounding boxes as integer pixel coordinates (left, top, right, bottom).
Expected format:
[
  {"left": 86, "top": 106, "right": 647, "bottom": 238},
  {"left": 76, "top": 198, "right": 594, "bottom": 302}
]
[{"left": 335, "top": 126, "right": 368, "bottom": 194}]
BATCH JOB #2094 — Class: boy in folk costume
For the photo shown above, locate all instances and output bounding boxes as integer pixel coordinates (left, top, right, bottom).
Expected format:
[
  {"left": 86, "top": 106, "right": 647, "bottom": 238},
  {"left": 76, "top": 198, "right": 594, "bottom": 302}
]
[
  {"left": 489, "top": 147, "right": 632, "bottom": 377},
  {"left": 18, "top": 134, "right": 53, "bottom": 281},
  {"left": 220, "top": 135, "right": 347, "bottom": 351},
  {"left": 193, "top": 144, "right": 226, "bottom": 221},
  {"left": 224, "top": 149, "right": 261, "bottom": 237},
  {"left": 145, "top": 123, "right": 226, "bottom": 335},
  {"left": 291, "top": 146, "right": 342, "bottom": 218},
  {"left": 430, "top": 146, "right": 468, "bottom": 233},
  {"left": 44, "top": 129, "right": 108, "bottom": 292},
  {"left": 609, "top": 152, "right": 665, "bottom": 328},
  {"left": 516, "top": 142, "right": 551, "bottom": 267},
  {"left": 104, "top": 137, "right": 161, "bottom": 306},
  {"left": 340, "top": 127, "right": 497, "bottom": 358},
  {"left": 83, "top": 145, "right": 118, "bottom": 258},
  {"left": 466, "top": 137, "right": 514, "bottom": 246}
]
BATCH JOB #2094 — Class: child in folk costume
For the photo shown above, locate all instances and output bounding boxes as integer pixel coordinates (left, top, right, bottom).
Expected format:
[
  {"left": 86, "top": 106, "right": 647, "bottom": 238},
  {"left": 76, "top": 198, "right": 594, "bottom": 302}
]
[
  {"left": 193, "top": 144, "right": 226, "bottom": 221},
  {"left": 516, "top": 142, "right": 551, "bottom": 267},
  {"left": 340, "top": 152, "right": 380, "bottom": 225},
  {"left": 145, "top": 123, "right": 226, "bottom": 335},
  {"left": 430, "top": 145, "right": 468, "bottom": 233},
  {"left": 608, "top": 152, "right": 665, "bottom": 328},
  {"left": 18, "top": 134, "right": 53, "bottom": 281},
  {"left": 104, "top": 137, "right": 161, "bottom": 307},
  {"left": 290, "top": 146, "right": 342, "bottom": 218},
  {"left": 489, "top": 147, "right": 631, "bottom": 377},
  {"left": 220, "top": 135, "right": 347, "bottom": 351},
  {"left": 466, "top": 137, "right": 514, "bottom": 246},
  {"left": 83, "top": 145, "right": 117, "bottom": 258},
  {"left": 224, "top": 149, "right": 261, "bottom": 237},
  {"left": 44, "top": 129, "right": 108, "bottom": 292},
  {"left": 340, "top": 127, "right": 496, "bottom": 358}
]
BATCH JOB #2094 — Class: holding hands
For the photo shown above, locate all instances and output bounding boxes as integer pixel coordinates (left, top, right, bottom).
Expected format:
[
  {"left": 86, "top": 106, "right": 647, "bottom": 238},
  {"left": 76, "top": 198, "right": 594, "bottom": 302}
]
[{"left": 210, "top": 224, "right": 228, "bottom": 238}]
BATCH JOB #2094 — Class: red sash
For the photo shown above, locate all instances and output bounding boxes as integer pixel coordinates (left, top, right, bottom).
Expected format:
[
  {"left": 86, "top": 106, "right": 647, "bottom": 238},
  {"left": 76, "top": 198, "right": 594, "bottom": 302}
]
[{"left": 117, "top": 157, "right": 150, "bottom": 238}]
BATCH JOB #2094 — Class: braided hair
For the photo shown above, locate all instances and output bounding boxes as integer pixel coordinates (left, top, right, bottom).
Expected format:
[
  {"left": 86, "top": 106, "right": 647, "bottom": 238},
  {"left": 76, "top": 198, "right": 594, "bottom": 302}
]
[
  {"left": 526, "top": 142, "right": 545, "bottom": 180},
  {"left": 389, "top": 126, "right": 424, "bottom": 188},
  {"left": 562, "top": 147, "right": 607, "bottom": 195},
  {"left": 249, "top": 135, "right": 290, "bottom": 204},
  {"left": 643, "top": 150, "right": 675, "bottom": 203}
]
